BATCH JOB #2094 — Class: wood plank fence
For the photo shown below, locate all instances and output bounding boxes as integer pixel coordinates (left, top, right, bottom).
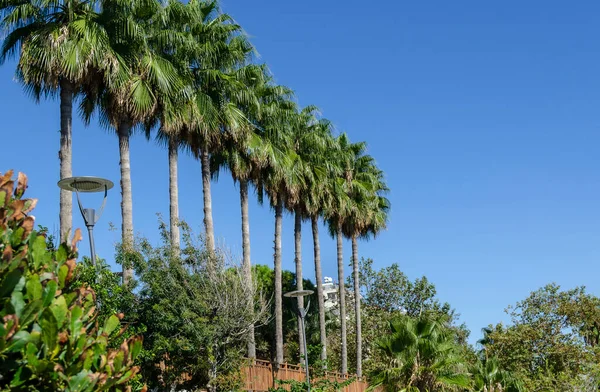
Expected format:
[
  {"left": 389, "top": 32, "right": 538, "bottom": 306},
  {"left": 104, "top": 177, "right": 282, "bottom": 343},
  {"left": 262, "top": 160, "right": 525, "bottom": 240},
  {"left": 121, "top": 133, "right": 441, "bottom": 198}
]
[{"left": 242, "top": 359, "right": 369, "bottom": 392}]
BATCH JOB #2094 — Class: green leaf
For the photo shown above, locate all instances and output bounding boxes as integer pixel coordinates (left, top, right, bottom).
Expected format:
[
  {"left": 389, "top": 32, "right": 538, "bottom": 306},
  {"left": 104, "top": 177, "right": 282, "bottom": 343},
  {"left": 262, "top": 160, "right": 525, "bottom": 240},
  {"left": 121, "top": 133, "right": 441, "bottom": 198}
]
[
  {"left": 30, "top": 235, "right": 47, "bottom": 268},
  {"left": 11, "top": 291, "right": 24, "bottom": 317},
  {"left": 0, "top": 269, "right": 22, "bottom": 297},
  {"left": 40, "top": 309, "right": 58, "bottom": 356},
  {"left": 20, "top": 299, "right": 42, "bottom": 326},
  {"left": 130, "top": 338, "right": 142, "bottom": 360},
  {"left": 70, "top": 306, "right": 83, "bottom": 334},
  {"left": 50, "top": 296, "right": 68, "bottom": 328},
  {"left": 25, "top": 274, "right": 42, "bottom": 300},
  {"left": 0, "top": 189, "right": 7, "bottom": 208},
  {"left": 58, "top": 265, "right": 68, "bottom": 288},
  {"left": 55, "top": 244, "right": 68, "bottom": 263},
  {"left": 103, "top": 315, "right": 120, "bottom": 335},
  {"left": 113, "top": 350, "right": 124, "bottom": 373},
  {"left": 42, "top": 280, "right": 57, "bottom": 307},
  {"left": 10, "top": 226, "right": 24, "bottom": 247},
  {"left": 67, "top": 370, "right": 95, "bottom": 392},
  {"left": 6, "top": 330, "right": 31, "bottom": 353},
  {"left": 10, "top": 366, "right": 32, "bottom": 387}
]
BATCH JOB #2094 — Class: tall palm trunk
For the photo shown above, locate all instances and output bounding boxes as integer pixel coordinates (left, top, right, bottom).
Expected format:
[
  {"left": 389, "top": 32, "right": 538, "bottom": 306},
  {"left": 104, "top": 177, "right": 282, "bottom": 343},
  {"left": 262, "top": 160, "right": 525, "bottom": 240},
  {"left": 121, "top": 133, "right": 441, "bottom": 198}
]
[
  {"left": 168, "top": 136, "right": 180, "bottom": 256},
  {"left": 352, "top": 235, "right": 362, "bottom": 377},
  {"left": 312, "top": 216, "right": 327, "bottom": 365},
  {"left": 294, "top": 211, "right": 305, "bottom": 360},
  {"left": 118, "top": 119, "right": 134, "bottom": 284},
  {"left": 274, "top": 196, "right": 284, "bottom": 366},
  {"left": 200, "top": 146, "right": 215, "bottom": 255},
  {"left": 59, "top": 80, "right": 73, "bottom": 243},
  {"left": 337, "top": 223, "right": 347, "bottom": 374},
  {"left": 241, "top": 180, "right": 255, "bottom": 359}
]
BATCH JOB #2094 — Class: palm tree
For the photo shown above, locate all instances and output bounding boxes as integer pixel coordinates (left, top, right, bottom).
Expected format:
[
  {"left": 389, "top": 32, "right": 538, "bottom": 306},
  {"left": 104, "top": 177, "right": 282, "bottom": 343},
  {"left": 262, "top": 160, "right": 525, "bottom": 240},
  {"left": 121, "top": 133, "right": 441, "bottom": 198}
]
[
  {"left": 211, "top": 71, "right": 293, "bottom": 359},
  {"left": 81, "top": 0, "right": 185, "bottom": 282},
  {"left": 1, "top": 0, "right": 114, "bottom": 243},
  {"left": 341, "top": 144, "right": 390, "bottom": 377},
  {"left": 325, "top": 133, "right": 355, "bottom": 374},
  {"left": 301, "top": 117, "right": 339, "bottom": 367},
  {"left": 472, "top": 357, "right": 523, "bottom": 392},
  {"left": 369, "top": 315, "right": 470, "bottom": 392},
  {"left": 255, "top": 96, "right": 302, "bottom": 367},
  {"left": 284, "top": 106, "right": 335, "bottom": 366},
  {"left": 183, "top": 3, "right": 257, "bottom": 257}
]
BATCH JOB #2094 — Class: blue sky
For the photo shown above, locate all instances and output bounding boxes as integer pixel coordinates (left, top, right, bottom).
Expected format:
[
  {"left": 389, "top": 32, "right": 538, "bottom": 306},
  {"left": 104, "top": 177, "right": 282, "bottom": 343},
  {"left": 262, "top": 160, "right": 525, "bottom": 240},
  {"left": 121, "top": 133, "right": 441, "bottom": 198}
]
[{"left": 1, "top": 0, "right": 600, "bottom": 343}]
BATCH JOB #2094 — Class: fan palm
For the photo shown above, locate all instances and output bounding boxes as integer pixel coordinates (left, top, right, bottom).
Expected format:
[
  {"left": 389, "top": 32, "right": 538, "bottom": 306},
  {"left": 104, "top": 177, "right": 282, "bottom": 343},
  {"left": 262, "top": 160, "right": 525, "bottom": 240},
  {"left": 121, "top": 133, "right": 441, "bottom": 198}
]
[
  {"left": 0, "top": 0, "right": 115, "bottom": 242},
  {"left": 211, "top": 70, "right": 291, "bottom": 359},
  {"left": 369, "top": 316, "right": 470, "bottom": 392},
  {"left": 183, "top": 2, "right": 257, "bottom": 257},
  {"left": 324, "top": 133, "right": 356, "bottom": 374},
  {"left": 254, "top": 96, "right": 302, "bottom": 367},
  {"left": 472, "top": 357, "right": 524, "bottom": 392},
  {"left": 81, "top": 0, "right": 185, "bottom": 282},
  {"left": 341, "top": 144, "right": 390, "bottom": 377},
  {"left": 299, "top": 116, "right": 340, "bottom": 366}
]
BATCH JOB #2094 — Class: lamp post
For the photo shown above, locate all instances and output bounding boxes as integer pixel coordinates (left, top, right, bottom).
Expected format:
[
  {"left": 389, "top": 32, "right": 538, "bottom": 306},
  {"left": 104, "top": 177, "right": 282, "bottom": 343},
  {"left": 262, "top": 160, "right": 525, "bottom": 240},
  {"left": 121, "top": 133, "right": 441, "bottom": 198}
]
[
  {"left": 57, "top": 176, "right": 113, "bottom": 265},
  {"left": 284, "top": 289, "right": 314, "bottom": 392}
]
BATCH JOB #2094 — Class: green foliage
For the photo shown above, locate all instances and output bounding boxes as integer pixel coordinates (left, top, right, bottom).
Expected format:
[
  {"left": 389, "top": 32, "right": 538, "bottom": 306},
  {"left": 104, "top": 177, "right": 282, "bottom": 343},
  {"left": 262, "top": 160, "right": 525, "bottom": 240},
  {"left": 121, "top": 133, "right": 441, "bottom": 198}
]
[
  {"left": 122, "top": 221, "right": 268, "bottom": 391},
  {"left": 252, "top": 264, "right": 322, "bottom": 364},
  {"left": 0, "top": 170, "right": 142, "bottom": 391},
  {"left": 486, "top": 284, "right": 600, "bottom": 391},
  {"left": 471, "top": 357, "right": 523, "bottom": 392},
  {"left": 368, "top": 315, "right": 470, "bottom": 392},
  {"left": 270, "top": 377, "right": 354, "bottom": 392}
]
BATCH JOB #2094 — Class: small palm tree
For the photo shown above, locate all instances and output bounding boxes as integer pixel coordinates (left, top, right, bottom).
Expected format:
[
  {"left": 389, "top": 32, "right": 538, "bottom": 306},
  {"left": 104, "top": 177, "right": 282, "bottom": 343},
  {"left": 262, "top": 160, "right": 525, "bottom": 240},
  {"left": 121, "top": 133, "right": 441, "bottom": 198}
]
[
  {"left": 472, "top": 357, "right": 524, "bottom": 392},
  {"left": 369, "top": 316, "right": 470, "bottom": 392}
]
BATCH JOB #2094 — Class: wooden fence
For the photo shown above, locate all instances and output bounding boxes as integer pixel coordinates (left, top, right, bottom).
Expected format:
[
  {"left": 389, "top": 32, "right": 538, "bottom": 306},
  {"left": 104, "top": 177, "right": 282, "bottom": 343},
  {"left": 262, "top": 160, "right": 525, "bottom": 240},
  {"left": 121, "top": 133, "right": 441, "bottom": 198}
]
[{"left": 242, "top": 359, "right": 369, "bottom": 392}]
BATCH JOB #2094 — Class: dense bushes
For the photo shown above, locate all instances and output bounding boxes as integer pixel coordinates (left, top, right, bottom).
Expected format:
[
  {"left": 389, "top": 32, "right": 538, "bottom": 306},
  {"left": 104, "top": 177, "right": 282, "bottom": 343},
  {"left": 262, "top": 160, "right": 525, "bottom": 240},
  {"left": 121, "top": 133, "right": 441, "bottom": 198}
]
[{"left": 0, "top": 171, "right": 142, "bottom": 391}]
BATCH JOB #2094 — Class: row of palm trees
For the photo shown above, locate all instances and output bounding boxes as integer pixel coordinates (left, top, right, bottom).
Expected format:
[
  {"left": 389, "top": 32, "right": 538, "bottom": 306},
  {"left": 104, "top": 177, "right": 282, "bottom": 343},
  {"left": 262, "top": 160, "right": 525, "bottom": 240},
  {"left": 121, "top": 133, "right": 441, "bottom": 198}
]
[{"left": 0, "top": 0, "right": 389, "bottom": 376}]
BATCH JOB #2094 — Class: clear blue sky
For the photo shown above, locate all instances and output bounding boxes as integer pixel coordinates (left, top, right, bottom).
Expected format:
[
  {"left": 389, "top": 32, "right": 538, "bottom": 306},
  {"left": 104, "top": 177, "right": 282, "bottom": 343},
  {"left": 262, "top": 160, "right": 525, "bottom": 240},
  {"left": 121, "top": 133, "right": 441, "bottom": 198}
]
[{"left": 1, "top": 0, "right": 599, "bottom": 343}]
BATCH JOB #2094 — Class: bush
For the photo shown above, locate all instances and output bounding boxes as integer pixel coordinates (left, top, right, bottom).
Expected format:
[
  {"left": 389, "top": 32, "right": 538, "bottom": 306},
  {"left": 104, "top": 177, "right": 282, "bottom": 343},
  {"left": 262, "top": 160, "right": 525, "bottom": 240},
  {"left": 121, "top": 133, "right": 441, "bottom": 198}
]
[{"left": 0, "top": 170, "right": 143, "bottom": 391}]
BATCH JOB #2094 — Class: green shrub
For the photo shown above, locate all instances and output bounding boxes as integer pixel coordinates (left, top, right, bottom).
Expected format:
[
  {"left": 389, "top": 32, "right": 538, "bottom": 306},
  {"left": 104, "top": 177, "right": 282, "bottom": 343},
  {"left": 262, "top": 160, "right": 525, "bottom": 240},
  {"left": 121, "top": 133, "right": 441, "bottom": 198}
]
[{"left": 0, "top": 170, "right": 143, "bottom": 391}]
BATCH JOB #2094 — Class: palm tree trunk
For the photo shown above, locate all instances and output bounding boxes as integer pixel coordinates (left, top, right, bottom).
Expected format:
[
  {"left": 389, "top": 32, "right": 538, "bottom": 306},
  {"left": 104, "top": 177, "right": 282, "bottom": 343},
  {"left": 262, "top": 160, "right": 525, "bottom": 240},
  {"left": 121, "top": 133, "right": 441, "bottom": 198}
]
[
  {"left": 352, "top": 235, "right": 362, "bottom": 377},
  {"left": 294, "top": 211, "right": 305, "bottom": 361},
  {"left": 337, "top": 223, "right": 348, "bottom": 374},
  {"left": 200, "top": 146, "right": 215, "bottom": 256},
  {"left": 168, "top": 136, "right": 180, "bottom": 256},
  {"left": 59, "top": 80, "right": 73, "bottom": 244},
  {"left": 312, "top": 216, "right": 327, "bottom": 365},
  {"left": 118, "top": 119, "right": 134, "bottom": 284},
  {"left": 241, "top": 180, "right": 256, "bottom": 359},
  {"left": 274, "top": 196, "right": 284, "bottom": 366}
]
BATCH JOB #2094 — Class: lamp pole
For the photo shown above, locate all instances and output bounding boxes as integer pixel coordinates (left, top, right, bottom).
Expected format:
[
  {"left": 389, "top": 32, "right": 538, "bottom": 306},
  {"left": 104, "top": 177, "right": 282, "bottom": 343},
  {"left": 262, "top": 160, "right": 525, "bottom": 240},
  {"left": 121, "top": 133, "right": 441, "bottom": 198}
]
[
  {"left": 58, "top": 176, "right": 113, "bottom": 266},
  {"left": 284, "top": 289, "right": 314, "bottom": 392}
]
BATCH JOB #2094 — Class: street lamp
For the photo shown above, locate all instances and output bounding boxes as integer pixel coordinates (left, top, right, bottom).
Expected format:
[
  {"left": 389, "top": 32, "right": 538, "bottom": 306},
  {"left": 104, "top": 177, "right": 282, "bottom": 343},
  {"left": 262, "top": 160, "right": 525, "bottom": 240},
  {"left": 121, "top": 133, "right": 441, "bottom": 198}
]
[
  {"left": 58, "top": 176, "right": 113, "bottom": 265},
  {"left": 284, "top": 289, "right": 314, "bottom": 392}
]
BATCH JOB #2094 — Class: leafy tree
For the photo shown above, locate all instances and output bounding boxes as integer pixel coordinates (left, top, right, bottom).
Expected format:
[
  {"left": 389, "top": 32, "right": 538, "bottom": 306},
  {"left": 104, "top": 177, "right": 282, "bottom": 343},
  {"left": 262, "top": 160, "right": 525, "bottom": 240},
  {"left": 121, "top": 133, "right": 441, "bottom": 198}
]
[
  {"left": 252, "top": 264, "right": 322, "bottom": 365},
  {"left": 368, "top": 315, "right": 470, "bottom": 392},
  {"left": 0, "top": 171, "right": 142, "bottom": 391},
  {"left": 124, "top": 222, "right": 268, "bottom": 392},
  {"left": 486, "top": 284, "right": 600, "bottom": 391}
]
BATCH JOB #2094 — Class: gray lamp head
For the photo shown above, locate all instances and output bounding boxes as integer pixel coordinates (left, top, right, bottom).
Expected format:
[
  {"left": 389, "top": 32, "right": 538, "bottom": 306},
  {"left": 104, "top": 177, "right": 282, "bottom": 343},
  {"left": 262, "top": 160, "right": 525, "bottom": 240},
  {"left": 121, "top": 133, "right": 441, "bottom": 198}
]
[
  {"left": 58, "top": 176, "right": 114, "bottom": 193},
  {"left": 284, "top": 290, "right": 314, "bottom": 298}
]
